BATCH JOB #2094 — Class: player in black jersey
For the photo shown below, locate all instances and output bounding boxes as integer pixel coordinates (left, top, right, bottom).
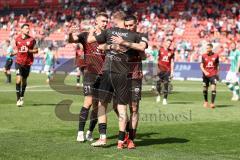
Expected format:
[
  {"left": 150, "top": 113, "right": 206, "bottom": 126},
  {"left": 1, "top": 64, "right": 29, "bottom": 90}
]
[{"left": 88, "top": 11, "right": 148, "bottom": 149}]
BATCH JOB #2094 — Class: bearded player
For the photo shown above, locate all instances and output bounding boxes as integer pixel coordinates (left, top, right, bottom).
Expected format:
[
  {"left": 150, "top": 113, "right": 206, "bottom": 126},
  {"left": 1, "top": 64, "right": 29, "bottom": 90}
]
[
  {"left": 200, "top": 43, "right": 219, "bottom": 109},
  {"left": 15, "top": 24, "right": 38, "bottom": 107}
]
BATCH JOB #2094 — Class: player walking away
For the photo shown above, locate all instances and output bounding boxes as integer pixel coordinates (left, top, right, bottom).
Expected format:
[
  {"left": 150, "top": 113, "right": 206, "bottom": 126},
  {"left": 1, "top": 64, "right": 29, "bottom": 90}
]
[
  {"left": 75, "top": 44, "right": 85, "bottom": 88},
  {"left": 200, "top": 43, "right": 219, "bottom": 109},
  {"left": 156, "top": 39, "right": 174, "bottom": 105},
  {"left": 88, "top": 12, "right": 148, "bottom": 149},
  {"left": 69, "top": 12, "right": 108, "bottom": 142},
  {"left": 3, "top": 40, "right": 14, "bottom": 83},
  {"left": 43, "top": 45, "right": 55, "bottom": 83},
  {"left": 15, "top": 24, "right": 38, "bottom": 107},
  {"left": 226, "top": 41, "right": 240, "bottom": 101}
]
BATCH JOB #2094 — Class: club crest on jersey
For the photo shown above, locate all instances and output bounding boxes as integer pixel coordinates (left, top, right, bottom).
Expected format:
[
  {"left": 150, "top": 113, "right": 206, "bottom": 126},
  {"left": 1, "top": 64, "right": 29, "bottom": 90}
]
[
  {"left": 26, "top": 41, "right": 30, "bottom": 46},
  {"left": 212, "top": 58, "right": 215, "bottom": 60}
]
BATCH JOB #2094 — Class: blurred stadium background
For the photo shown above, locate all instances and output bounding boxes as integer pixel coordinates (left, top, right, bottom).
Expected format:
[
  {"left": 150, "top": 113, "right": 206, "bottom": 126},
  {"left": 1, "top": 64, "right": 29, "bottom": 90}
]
[
  {"left": 0, "top": 0, "right": 239, "bottom": 81},
  {"left": 0, "top": 1, "right": 240, "bottom": 159}
]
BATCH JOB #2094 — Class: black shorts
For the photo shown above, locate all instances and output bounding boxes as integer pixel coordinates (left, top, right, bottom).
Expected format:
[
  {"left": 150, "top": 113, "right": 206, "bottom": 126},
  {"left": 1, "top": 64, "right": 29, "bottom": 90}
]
[
  {"left": 130, "top": 79, "right": 142, "bottom": 103},
  {"left": 158, "top": 71, "right": 171, "bottom": 82},
  {"left": 98, "top": 71, "right": 130, "bottom": 105},
  {"left": 113, "top": 79, "right": 142, "bottom": 105},
  {"left": 15, "top": 63, "right": 31, "bottom": 78},
  {"left": 203, "top": 75, "right": 218, "bottom": 86},
  {"left": 83, "top": 72, "right": 101, "bottom": 97},
  {"left": 5, "top": 59, "right": 13, "bottom": 70}
]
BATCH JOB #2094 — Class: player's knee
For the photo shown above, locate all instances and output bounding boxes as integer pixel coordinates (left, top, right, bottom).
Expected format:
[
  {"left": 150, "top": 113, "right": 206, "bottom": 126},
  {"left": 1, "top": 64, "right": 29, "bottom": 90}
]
[
  {"left": 202, "top": 83, "right": 208, "bottom": 90},
  {"left": 212, "top": 90, "right": 216, "bottom": 95}
]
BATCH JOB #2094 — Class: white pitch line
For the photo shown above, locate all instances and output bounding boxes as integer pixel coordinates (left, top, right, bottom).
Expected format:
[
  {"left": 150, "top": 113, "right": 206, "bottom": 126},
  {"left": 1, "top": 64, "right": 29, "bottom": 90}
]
[{"left": 0, "top": 89, "right": 229, "bottom": 92}]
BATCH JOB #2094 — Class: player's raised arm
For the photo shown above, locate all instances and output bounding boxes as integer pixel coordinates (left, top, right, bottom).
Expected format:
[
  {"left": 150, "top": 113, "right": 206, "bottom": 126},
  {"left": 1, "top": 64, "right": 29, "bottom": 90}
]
[
  {"left": 87, "top": 28, "right": 107, "bottom": 44},
  {"left": 68, "top": 25, "right": 81, "bottom": 43}
]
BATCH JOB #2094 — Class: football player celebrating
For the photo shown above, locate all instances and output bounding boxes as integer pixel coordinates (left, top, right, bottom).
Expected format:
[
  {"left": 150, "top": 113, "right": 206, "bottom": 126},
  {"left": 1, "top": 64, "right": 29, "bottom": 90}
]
[
  {"left": 69, "top": 12, "right": 108, "bottom": 142},
  {"left": 15, "top": 24, "right": 38, "bottom": 107},
  {"left": 156, "top": 39, "right": 174, "bottom": 105},
  {"left": 200, "top": 43, "right": 219, "bottom": 109},
  {"left": 88, "top": 11, "right": 147, "bottom": 149},
  {"left": 225, "top": 41, "right": 240, "bottom": 101}
]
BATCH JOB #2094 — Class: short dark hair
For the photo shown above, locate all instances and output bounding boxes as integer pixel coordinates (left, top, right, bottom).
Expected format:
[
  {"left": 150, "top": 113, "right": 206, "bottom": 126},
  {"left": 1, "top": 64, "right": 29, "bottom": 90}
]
[
  {"left": 124, "top": 15, "right": 137, "bottom": 23},
  {"left": 96, "top": 12, "right": 108, "bottom": 19},
  {"left": 166, "top": 39, "right": 172, "bottom": 43},
  {"left": 207, "top": 43, "right": 213, "bottom": 48},
  {"left": 21, "top": 23, "right": 29, "bottom": 29}
]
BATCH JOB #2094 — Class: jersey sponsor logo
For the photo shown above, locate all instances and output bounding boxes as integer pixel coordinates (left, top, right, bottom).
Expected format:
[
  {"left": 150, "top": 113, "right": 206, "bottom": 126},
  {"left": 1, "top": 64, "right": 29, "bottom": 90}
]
[
  {"left": 112, "top": 31, "right": 128, "bottom": 37},
  {"left": 107, "top": 54, "right": 122, "bottom": 61}
]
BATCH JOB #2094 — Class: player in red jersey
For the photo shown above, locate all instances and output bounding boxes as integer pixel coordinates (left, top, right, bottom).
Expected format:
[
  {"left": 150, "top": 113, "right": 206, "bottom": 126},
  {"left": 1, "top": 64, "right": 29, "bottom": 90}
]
[
  {"left": 156, "top": 39, "right": 174, "bottom": 105},
  {"left": 74, "top": 44, "right": 85, "bottom": 88},
  {"left": 69, "top": 12, "right": 108, "bottom": 142},
  {"left": 200, "top": 43, "right": 219, "bottom": 109},
  {"left": 14, "top": 24, "right": 38, "bottom": 107}
]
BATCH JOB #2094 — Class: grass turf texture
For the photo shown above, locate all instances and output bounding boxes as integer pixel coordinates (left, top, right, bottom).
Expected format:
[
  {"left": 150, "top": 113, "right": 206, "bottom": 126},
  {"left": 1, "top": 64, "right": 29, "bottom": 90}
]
[{"left": 0, "top": 72, "right": 240, "bottom": 160}]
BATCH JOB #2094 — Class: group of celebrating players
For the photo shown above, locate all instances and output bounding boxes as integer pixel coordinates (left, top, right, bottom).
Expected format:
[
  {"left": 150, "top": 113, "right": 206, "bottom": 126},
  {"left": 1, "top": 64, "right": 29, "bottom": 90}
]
[{"left": 2, "top": 10, "right": 240, "bottom": 150}]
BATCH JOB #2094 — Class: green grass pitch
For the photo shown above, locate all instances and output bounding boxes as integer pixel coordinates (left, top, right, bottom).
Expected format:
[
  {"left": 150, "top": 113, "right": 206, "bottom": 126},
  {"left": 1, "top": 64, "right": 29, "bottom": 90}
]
[{"left": 0, "top": 72, "right": 240, "bottom": 160}]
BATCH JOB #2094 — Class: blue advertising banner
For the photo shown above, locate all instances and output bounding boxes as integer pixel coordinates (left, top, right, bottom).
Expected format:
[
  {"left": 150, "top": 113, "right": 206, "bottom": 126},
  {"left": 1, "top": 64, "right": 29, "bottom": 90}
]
[{"left": 0, "top": 56, "right": 230, "bottom": 80}]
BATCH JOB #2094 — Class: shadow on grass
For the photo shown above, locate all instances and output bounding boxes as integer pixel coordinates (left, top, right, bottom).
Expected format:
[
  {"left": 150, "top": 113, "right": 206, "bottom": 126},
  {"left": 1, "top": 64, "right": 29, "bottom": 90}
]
[
  {"left": 136, "top": 137, "right": 189, "bottom": 147},
  {"left": 106, "top": 132, "right": 159, "bottom": 140},
  {"left": 104, "top": 132, "right": 189, "bottom": 148},
  {"left": 169, "top": 102, "right": 194, "bottom": 104},
  {"left": 216, "top": 104, "right": 234, "bottom": 108},
  {"left": 32, "top": 103, "right": 58, "bottom": 106}
]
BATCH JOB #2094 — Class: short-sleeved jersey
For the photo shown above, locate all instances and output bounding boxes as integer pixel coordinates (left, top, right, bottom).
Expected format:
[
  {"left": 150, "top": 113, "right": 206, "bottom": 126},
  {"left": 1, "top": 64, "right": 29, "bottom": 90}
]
[
  {"left": 6, "top": 46, "right": 14, "bottom": 60},
  {"left": 15, "top": 35, "right": 36, "bottom": 66},
  {"left": 158, "top": 47, "right": 174, "bottom": 72},
  {"left": 77, "top": 32, "right": 105, "bottom": 74},
  {"left": 201, "top": 52, "right": 219, "bottom": 77},
  {"left": 44, "top": 48, "right": 54, "bottom": 66},
  {"left": 95, "top": 27, "right": 147, "bottom": 74},
  {"left": 229, "top": 49, "right": 240, "bottom": 72}
]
